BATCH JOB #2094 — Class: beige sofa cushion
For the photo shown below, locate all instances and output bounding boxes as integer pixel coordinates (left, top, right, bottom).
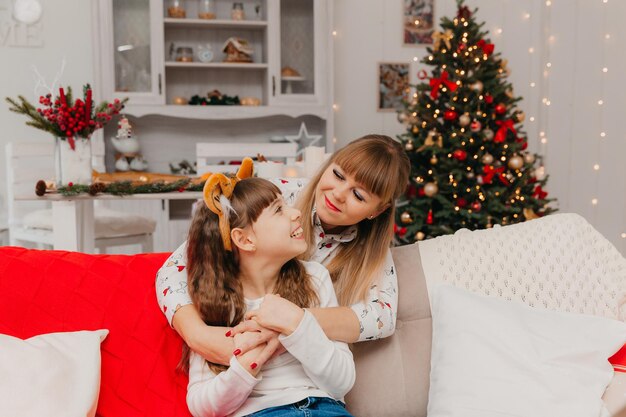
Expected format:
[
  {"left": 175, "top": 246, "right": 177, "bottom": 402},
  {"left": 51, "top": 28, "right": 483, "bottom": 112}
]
[{"left": 346, "top": 243, "right": 431, "bottom": 417}]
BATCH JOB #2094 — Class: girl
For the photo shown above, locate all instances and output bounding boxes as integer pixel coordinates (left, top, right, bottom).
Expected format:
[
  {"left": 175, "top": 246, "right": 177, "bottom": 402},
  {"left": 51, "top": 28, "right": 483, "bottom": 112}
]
[
  {"left": 185, "top": 166, "right": 355, "bottom": 417},
  {"left": 156, "top": 134, "right": 411, "bottom": 363}
]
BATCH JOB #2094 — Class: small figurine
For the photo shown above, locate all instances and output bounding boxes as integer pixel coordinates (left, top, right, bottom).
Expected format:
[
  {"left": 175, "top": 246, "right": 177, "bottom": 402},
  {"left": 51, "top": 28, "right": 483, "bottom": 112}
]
[{"left": 110, "top": 116, "right": 148, "bottom": 172}]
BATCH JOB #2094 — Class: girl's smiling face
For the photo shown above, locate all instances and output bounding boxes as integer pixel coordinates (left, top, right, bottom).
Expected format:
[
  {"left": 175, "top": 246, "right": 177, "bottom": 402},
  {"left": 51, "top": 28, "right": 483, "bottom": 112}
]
[{"left": 251, "top": 196, "right": 308, "bottom": 260}]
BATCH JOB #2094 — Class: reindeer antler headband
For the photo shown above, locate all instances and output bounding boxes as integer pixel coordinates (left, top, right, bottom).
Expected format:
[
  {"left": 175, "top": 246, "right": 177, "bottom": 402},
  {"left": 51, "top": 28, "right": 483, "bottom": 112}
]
[{"left": 202, "top": 157, "right": 254, "bottom": 251}]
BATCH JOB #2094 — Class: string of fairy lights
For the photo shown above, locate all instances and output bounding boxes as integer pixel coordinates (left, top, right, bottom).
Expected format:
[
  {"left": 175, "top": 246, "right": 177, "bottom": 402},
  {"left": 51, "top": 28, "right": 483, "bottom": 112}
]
[{"left": 593, "top": 0, "right": 608, "bottom": 215}]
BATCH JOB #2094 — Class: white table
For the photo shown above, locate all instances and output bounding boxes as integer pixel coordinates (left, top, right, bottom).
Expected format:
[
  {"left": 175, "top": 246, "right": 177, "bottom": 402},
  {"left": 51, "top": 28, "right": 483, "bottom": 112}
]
[{"left": 15, "top": 192, "right": 202, "bottom": 253}]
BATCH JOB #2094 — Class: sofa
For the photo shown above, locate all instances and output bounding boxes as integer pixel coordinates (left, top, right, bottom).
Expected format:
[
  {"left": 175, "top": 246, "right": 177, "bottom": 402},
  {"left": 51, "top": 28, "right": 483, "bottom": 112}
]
[{"left": 0, "top": 213, "right": 624, "bottom": 417}]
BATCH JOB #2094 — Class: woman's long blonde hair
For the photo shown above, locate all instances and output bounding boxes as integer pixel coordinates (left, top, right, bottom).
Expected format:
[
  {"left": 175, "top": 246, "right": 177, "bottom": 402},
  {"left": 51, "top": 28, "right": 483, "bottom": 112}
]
[
  {"left": 183, "top": 178, "right": 318, "bottom": 373},
  {"left": 296, "top": 135, "right": 410, "bottom": 306}
]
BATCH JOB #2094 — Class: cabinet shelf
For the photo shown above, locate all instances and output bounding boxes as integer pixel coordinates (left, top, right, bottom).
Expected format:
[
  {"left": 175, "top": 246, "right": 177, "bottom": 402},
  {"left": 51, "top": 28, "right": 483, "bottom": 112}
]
[
  {"left": 165, "top": 61, "right": 268, "bottom": 69},
  {"left": 124, "top": 104, "right": 328, "bottom": 120},
  {"left": 164, "top": 18, "right": 268, "bottom": 30}
]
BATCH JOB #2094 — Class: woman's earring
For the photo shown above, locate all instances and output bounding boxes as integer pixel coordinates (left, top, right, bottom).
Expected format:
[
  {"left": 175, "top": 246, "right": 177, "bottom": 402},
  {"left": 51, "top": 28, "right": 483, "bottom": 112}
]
[{"left": 368, "top": 215, "right": 374, "bottom": 220}]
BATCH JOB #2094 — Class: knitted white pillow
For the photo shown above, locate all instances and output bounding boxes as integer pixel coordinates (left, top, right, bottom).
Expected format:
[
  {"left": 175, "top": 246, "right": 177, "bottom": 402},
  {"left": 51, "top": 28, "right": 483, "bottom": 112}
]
[{"left": 419, "top": 213, "right": 626, "bottom": 320}]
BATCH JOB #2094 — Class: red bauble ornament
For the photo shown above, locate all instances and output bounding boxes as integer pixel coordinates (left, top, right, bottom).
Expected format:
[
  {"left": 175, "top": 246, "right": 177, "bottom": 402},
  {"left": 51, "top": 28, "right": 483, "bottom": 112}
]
[
  {"left": 394, "top": 224, "right": 407, "bottom": 236},
  {"left": 456, "top": 198, "right": 468, "bottom": 208},
  {"left": 418, "top": 187, "right": 426, "bottom": 197},
  {"left": 453, "top": 149, "right": 468, "bottom": 161},
  {"left": 426, "top": 209, "right": 434, "bottom": 225},
  {"left": 470, "top": 120, "right": 482, "bottom": 132},
  {"left": 417, "top": 70, "right": 428, "bottom": 80},
  {"left": 457, "top": 43, "right": 466, "bottom": 52},
  {"left": 495, "top": 103, "right": 507, "bottom": 114},
  {"left": 471, "top": 201, "right": 482, "bottom": 212},
  {"left": 444, "top": 110, "right": 458, "bottom": 121},
  {"left": 484, "top": 94, "right": 494, "bottom": 104}
]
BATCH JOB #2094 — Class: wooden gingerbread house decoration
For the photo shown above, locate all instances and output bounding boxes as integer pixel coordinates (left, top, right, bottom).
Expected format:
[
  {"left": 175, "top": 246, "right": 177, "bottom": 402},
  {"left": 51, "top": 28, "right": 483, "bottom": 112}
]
[{"left": 222, "top": 37, "right": 254, "bottom": 63}]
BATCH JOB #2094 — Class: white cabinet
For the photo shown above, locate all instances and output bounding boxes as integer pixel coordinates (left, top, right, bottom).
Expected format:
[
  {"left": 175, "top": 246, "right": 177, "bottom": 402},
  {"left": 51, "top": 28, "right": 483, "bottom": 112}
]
[
  {"left": 94, "top": 0, "right": 333, "bottom": 121},
  {"left": 95, "top": 0, "right": 165, "bottom": 105},
  {"left": 268, "top": 0, "right": 330, "bottom": 108}
]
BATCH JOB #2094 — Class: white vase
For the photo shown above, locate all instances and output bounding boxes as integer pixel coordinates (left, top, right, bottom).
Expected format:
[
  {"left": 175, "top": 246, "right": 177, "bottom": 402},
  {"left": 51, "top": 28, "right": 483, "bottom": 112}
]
[{"left": 54, "top": 136, "right": 92, "bottom": 185}]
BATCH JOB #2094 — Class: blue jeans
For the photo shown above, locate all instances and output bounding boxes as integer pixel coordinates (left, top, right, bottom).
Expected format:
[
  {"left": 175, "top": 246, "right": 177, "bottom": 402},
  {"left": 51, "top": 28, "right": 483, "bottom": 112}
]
[{"left": 245, "top": 397, "right": 353, "bottom": 417}]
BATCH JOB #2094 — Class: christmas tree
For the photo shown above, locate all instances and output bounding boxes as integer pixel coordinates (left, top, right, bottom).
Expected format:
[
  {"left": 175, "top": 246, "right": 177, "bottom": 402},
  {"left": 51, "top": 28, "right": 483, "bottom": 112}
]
[{"left": 395, "top": 0, "right": 556, "bottom": 243}]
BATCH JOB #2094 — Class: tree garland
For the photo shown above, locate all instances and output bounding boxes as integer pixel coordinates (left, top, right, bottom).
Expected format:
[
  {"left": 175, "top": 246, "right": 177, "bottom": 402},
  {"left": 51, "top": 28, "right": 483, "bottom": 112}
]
[{"left": 36, "top": 179, "right": 205, "bottom": 197}]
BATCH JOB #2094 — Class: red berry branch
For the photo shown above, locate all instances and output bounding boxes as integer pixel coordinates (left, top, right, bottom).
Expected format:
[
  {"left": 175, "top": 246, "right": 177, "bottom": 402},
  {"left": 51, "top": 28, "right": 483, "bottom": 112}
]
[{"left": 6, "top": 84, "right": 128, "bottom": 150}]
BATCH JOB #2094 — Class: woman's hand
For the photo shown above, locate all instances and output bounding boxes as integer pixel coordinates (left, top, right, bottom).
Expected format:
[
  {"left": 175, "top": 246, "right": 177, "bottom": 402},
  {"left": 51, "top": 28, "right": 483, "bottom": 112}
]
[
  {"left": 228, "top": 319, "right": 287, "bottom": 358},
  {"left": 244, "top": 294, "right": 305, "bottom": 335}
]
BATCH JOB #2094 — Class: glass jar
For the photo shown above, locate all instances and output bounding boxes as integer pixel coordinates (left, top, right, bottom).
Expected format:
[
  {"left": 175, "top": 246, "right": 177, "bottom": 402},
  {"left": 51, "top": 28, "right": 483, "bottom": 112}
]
[
  {"left": 167, "top": 0, "right": 186, "bottom": 18},
  {"left": 198, "top": 0, "right": 216, "bottom": 19},
  {"left": 231, "top": 2, "right": 245, "bottom": 20},
  {"left": 175, "top": 46, "right": 194, "bottom": 62}
]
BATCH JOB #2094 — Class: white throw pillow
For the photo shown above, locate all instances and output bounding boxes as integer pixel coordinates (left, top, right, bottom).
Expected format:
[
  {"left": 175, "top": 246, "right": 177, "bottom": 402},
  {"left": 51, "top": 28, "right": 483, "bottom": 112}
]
[
  {"left": 428, "top": 285, "right": 626, "bottom": 417},
  {"left": 0, "top": 329, "right": 109, "bottom": 417}
]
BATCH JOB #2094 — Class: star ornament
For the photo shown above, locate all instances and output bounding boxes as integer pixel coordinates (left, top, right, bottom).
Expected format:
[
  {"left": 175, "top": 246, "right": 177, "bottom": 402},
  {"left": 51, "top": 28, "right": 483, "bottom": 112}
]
[{"left": 285, "top": 122, "right": 323, "bottom": 155}]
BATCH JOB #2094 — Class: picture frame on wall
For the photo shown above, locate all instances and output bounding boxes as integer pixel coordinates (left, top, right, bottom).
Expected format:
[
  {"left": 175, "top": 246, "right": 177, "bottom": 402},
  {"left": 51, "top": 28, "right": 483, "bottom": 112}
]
[
  {"left": 403, "top": 0, "right": 435, "bottom": 45},
  {"left": 378, "top": 62, "right": 410, "bottom": 112}
]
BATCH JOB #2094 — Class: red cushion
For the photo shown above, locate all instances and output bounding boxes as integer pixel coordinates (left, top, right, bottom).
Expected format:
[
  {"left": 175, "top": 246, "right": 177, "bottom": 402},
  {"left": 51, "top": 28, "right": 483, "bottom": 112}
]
[
  {"left": 610, "top": 344, "right": 626, "bottom": 373},
  {"left": 0, "top": 247, "right": 191, "bottom": 417}
]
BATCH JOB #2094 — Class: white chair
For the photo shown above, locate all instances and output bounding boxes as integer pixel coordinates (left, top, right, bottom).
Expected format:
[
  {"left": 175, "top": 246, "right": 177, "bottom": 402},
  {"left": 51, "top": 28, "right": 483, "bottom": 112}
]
[
  {"left": 5, "top": 142, "right": 155, "bottom": 253},
  {"left": 196, "top": 142, "right": 298, "bottom": 177}
]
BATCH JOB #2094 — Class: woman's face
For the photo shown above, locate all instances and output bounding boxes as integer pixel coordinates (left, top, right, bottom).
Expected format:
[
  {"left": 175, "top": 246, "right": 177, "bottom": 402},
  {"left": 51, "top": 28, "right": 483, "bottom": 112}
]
[{"left": 314, "top": 163, "right": 385, "bottom": 232}]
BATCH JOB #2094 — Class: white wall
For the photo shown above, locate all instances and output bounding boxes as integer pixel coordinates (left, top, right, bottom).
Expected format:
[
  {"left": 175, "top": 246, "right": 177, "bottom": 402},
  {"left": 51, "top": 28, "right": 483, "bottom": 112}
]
[
  {"left": 333, "top": 0, "right": 625, "bottom": 254},
  {"left": 0, "top": 0, "right": 94, "bottom": 226}
]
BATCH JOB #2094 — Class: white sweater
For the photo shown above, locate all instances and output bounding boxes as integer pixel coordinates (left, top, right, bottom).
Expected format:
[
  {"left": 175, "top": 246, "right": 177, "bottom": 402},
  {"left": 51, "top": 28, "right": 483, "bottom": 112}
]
[{"left": 186, "top": 261, "right": 356, "bottom": 417}]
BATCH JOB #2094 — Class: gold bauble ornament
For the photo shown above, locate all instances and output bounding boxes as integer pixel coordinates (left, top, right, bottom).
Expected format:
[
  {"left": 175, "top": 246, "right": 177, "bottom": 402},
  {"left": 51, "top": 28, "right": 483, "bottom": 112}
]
[
  {"left": 415, "top": 231, "right": 426, "bottom": 241},
  {"left": 523, "top": 153, "right": 536, "bottom": 164},
  {"left": 523, "top": 208, "right": 539, "bottom": 220},
  {"left": 481, "top": 153, "right": 494, "bottom": 164},
  {"left": 507, "top": 155, "right": 524, "bottom": 170},
  {"left": 412, "top": 125, "right": 419, "bottom": 134},
  {"left": 405, "top": 141, "right": 414, "bottom": 151},
  {"left": 516, "top": 111, "right": 525, "bottom": 123},
  {"left": 430, "top": 155, "right": 438, "bottom": 164},
  {"left": 401, "top": 211, "right": 413, "bottom": 224},
  {"left": 483, "top": 129, "right": 494, "bottom": 141},
  {"left": 470, "top": 81, "right": 484, "bottom": 93},
  {"left": 459, "top": 113, "right": 471, "bottom": 127},
  {"left": 424, "top": 182, "right": 439, "bottom": 197}
]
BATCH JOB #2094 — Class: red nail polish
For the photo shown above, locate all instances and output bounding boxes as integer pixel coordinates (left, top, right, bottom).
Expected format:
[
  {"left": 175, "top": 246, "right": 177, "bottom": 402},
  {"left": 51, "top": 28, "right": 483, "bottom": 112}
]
[
  {"left": 225, "top": 330, "right": 232, "bottom": 337},
  {"left": 233, "top": 349, "right": 241, "bottom": 356},
  {"left": 250, "top": 363, "right": 257, "bottom": 370}
]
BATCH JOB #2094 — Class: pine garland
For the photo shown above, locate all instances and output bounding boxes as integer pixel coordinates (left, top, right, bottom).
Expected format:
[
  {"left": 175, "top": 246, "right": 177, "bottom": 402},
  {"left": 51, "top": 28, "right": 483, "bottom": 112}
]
[{"left": 44, "top": 179, "right": 204, "bottom": 197}]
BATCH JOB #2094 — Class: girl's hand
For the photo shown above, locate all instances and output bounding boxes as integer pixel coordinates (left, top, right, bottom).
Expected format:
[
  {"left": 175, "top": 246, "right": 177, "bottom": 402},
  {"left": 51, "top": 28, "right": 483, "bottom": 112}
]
[
  {"left": 244, "top": 294, "right": 304, "bottom": 335},
  {"left": 233, "top": 333, "right": 281, "bottom": 377}
]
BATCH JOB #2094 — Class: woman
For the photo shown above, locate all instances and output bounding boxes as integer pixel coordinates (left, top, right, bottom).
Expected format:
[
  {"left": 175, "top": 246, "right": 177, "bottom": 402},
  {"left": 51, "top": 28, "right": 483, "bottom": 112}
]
[{"left": 156, "top": 134, "right": 411, "bottom": 364}]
